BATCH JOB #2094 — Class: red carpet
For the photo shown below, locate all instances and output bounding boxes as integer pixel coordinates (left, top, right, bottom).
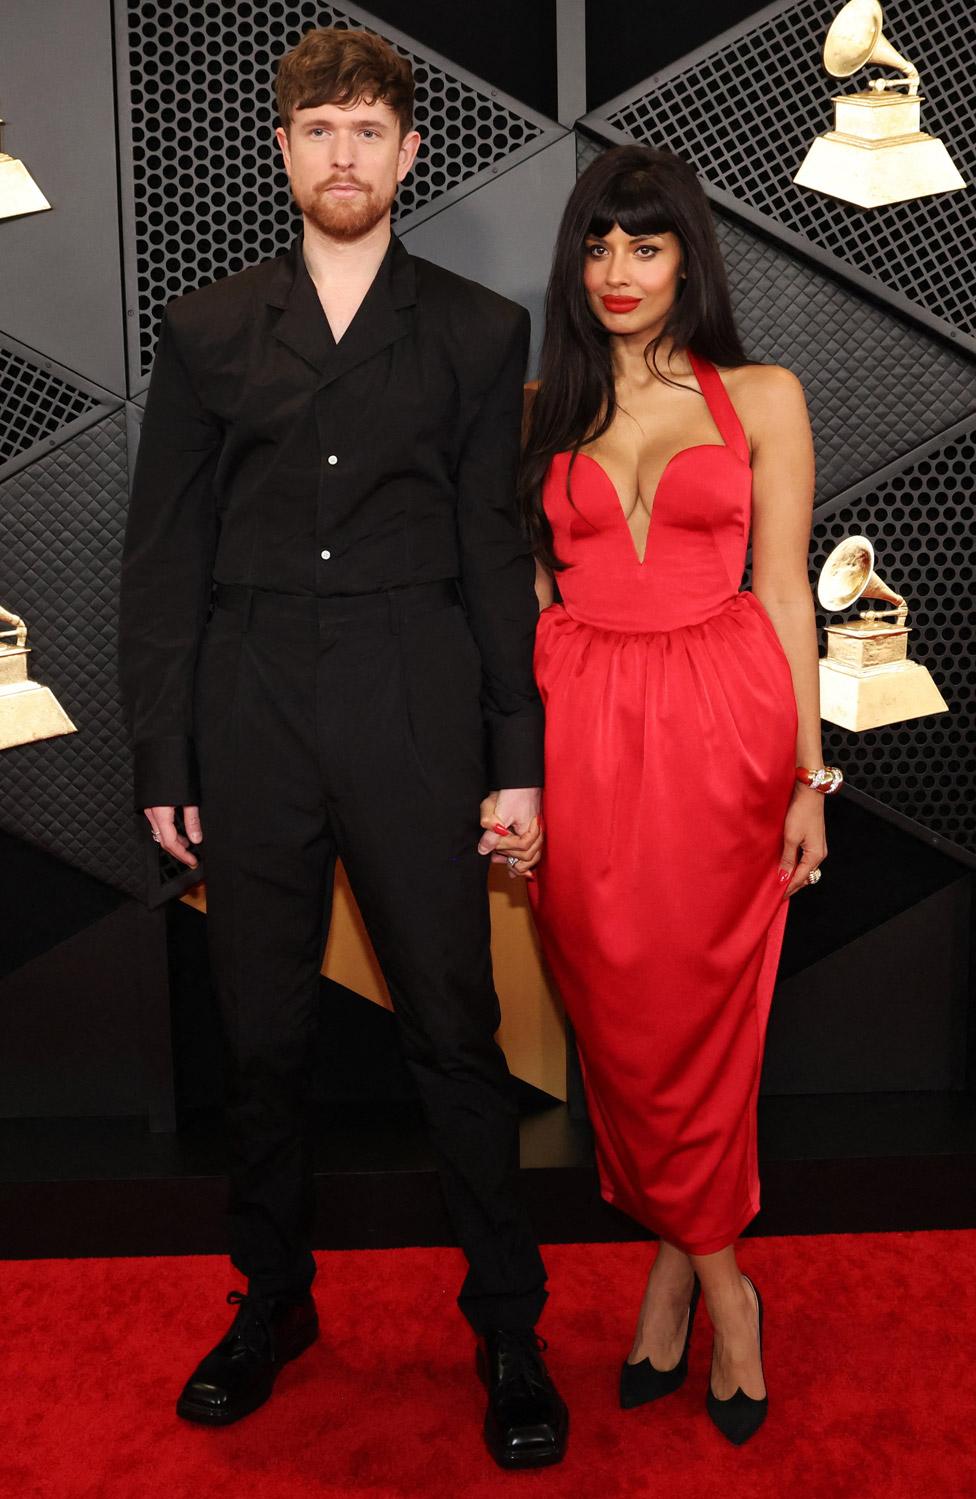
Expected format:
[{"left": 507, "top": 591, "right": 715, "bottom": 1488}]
[{"left": 2, "top": 1232, "right": 974, "bottom": 1499}]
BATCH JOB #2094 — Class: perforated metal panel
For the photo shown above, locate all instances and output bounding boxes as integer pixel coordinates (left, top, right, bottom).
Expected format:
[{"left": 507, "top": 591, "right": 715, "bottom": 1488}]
[
  {"left": 587, "top": 0, "right": 976, "bottom": 348},
  {"left": 0, "top": 411, "right": 145, "bottom": 898},
  {"left": 812, "top": 421, "right": 976, "bottom": 853},
  {"left": 116, "top": 0, "right": 557, "bottom": 384},
  {"left": 0, "top": 345, "right": 104, "bottom": 469}
]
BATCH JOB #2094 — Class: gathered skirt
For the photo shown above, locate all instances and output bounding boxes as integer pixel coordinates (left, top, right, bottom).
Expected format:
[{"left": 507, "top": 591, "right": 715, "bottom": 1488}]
[{"left": 528, "top": 589, "right": 798, "bottom": 1254}]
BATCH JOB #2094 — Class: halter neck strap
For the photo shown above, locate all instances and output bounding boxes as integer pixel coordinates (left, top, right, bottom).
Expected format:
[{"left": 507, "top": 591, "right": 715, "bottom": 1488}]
[{"left": 687, "top": 351, "right": 750, "bottom": 463}]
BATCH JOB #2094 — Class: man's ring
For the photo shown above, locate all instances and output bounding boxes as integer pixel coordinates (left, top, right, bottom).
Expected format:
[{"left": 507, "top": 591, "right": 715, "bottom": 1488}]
[
  {"left": 151, "top": 831, "right": 161, "bottom": 843},
  {"left": 507, "top": 855, "right": 520, "bottom": 869},
  {"left": 807, "top": 868, "right": 822, "bottom": 885}
]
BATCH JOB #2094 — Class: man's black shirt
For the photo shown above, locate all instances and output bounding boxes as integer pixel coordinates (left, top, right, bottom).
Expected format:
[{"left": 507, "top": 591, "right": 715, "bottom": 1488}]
[{"left": 119, "top": 232, "right": 543, "bottom": 807}]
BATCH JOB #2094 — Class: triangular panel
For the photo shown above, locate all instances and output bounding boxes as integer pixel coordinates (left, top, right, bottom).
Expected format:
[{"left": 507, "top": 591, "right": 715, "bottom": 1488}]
[{"left": 0, "top": 339, "right": 116, "bottom": 479}]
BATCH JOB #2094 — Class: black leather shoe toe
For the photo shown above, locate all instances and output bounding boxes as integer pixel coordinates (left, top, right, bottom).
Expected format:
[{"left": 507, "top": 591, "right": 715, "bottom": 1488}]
[
  {"left": 176, "top": 1290, "right": 318, "bottom": 1427},
  {"left": 477, "top": 1329, "right": 568, "bottom": 1469}
]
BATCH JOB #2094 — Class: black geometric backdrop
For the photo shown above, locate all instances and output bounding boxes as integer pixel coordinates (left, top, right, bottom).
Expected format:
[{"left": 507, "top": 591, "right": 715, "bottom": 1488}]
[
  {"left": 0, "top": 409, "right": 145, "bottom": 897},
  {"left": 2, "top": 0, "right": 563, "bottom": 900},
  {"left": 593, "top": 0, "right": 976, "bottom": 349},
  {"left": 2, "top": 0, "right": 974, "bottom": 899},
  {"left": 813, "top": 421, "right": 976, "bottom": 852},
  {"left": 583, "top": 0, "right": 976, "bottom": 864},
  {"left": 591, "top": 130, "right": 975, "bottom": 503},
  {"left": 118, "top": 0, "right": 558, "bottom": 383},
  {"left": 0, "top": 345, "right": 105, "bottom": 467}
]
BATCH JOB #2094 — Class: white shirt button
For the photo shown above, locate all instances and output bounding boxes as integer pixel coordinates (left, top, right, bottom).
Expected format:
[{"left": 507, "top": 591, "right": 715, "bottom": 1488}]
[
  {"left": 327, "top": 454, "right": 338, "bottom": 466},
  {"left": 320, "top": 549, "right": 331, "bottom": 560}
]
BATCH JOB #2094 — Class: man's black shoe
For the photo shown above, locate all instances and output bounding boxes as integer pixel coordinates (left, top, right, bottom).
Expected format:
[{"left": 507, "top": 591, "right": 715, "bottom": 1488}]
[
  {"left": 476, "top": 1329, "right": 569, "bottom": 1469},
  {"left": 176, "top": 1289, "right": 318, "bottom": 1426}
]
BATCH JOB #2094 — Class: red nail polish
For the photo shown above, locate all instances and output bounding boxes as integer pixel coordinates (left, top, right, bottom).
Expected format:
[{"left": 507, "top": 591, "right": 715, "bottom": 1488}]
[
  {"left": 493, "top": 822, "right": 511, "bottom": 836},
  {"left": 777, "top": 868, "right": 791, "bottom": 884}
]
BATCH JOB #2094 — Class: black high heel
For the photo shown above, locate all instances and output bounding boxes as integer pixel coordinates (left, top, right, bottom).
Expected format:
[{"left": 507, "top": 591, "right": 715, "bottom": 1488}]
[
  {"left": 619, "top": 1275, "right": 701, "bottom": 1409},
  {"left": 706, "top": 1274, "right": 768, "bottom": 1445}
]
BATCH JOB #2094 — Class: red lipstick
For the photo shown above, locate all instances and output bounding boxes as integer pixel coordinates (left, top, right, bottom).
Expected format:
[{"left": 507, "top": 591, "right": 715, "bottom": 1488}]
[{"left": 601, "top": 295, "right": 642, "bottom": 314}]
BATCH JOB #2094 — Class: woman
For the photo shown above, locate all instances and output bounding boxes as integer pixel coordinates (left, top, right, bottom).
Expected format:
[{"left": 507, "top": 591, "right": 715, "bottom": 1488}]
[{"left": 498, "top": 145, "right": 838, "bottom": 1445}]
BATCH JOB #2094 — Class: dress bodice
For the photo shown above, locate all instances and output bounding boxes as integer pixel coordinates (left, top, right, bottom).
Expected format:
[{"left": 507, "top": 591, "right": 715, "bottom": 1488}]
[{"left": 541, "top": 351, "right": 753, "bottom": 633}]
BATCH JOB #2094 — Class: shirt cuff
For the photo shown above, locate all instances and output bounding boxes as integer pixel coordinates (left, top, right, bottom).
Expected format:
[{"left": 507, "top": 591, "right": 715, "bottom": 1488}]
[
  {"left": 132, "top": 735, "right": 201, "bottom": 811},
  {"left": 486, "top": 708, "right": 545, "bottom": 790}
]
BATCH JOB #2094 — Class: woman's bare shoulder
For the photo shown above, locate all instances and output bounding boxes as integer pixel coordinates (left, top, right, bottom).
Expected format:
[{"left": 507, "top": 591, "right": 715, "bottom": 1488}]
[
  {"left": 722, "top": 364, "right": 808, "bottom": 434},
  {"left": 723, "top": 362, "right": 804, "bottom": 400}
]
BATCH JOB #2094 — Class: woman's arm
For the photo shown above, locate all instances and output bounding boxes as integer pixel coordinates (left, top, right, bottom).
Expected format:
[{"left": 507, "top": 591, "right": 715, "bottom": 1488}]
[
  {"left": 535, "top": 559, "right": 555, "bottom": 610},
  {"left": 746, "top": 364, "right": 828, "bottom": 894}
]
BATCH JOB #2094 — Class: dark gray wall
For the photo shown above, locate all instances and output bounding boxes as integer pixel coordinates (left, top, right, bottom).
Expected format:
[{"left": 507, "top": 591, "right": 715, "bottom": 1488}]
[
  {"left": 0, "top": 0, "right": 125, "bottom": 393},
  {"left": 401, "top": 133, "right": 578, "bottom": 374}
]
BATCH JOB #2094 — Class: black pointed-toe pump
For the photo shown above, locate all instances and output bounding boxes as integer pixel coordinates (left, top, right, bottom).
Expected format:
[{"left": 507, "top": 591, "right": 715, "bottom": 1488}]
[
  {"left": 706, "top": 1274, "right": 768, "bottom": 1445},
  {"left": 619, "top": 1275, "right": 702, "bottom": 1410}
]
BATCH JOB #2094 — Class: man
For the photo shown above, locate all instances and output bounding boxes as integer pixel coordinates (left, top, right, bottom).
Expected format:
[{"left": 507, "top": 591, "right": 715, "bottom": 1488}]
[{"left": 119, "top": 25, "right": 567, "bottom": 1471}]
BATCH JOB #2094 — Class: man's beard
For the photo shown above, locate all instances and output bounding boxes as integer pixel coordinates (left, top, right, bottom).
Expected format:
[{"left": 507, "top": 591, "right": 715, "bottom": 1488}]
[{"left": 294, "top": 174, "right": 397, "bottom": 241}]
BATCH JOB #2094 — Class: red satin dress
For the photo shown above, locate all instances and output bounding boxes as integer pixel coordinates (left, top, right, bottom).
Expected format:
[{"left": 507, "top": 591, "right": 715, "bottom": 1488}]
[{"left": 529, "top": 352, "right": 798, "bottom": 1255}]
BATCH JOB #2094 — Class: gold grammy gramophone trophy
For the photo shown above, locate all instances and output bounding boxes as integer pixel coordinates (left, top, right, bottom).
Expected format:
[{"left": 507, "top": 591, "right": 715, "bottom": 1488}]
[
  {"left": 816, "top": 536, "right": 947, "bottom": 731},
  {"left": 0, "top": 112, "right": 50, "bottom": 222},
  {"left": 0, "top": 604, "right": 77, "bottom": 750},
  {"left": 793, "top": 0, "right": 966, "bottom": 208}
]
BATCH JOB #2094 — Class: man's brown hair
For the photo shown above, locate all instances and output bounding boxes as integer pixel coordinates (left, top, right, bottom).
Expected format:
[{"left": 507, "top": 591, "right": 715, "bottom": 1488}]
[{"left": 275, "top": 27, "right": 415, "bottom": 136}]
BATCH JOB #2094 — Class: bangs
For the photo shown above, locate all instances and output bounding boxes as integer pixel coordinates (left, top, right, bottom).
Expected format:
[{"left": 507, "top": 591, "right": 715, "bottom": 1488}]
[{"left": 587, "top": 169, "right": 676, "bottom": 240}]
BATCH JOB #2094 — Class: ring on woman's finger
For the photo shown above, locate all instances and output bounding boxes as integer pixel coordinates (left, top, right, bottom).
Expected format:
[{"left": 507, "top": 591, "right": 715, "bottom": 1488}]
[
  {"left": 807, "top": 867, "right": 822, "bottom": 885},
  {"left": 507, "top": 855, "right": 520, "bottom": 869}
]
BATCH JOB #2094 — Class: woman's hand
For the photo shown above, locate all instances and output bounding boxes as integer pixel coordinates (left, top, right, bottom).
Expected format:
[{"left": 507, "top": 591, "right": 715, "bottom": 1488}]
[
  {"left": 478, "top": 791, "right": 544, "bottom": 879},
  {"left": 778, "top": 784, "right": 827, "bottom": 898}
]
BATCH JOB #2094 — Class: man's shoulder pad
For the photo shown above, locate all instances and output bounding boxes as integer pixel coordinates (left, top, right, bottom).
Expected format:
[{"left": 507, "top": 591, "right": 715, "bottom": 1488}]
[
  {"left": 164, "top": 254, "right": 283, "bottom": 333},
  {"left": 412, "top": 255, "right": 526, "bottom": 331}
]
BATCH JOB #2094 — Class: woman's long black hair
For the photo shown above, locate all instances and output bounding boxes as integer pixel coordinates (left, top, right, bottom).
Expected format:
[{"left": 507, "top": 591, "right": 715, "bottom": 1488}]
[{"left": 521, "top": 144, "right": 750, "bottom": 569}]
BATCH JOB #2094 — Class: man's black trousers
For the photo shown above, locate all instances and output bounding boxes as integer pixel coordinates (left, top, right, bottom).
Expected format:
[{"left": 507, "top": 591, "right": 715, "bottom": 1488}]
[{"left": 193, "top": 579, "right": 547, "bottom": 1333}]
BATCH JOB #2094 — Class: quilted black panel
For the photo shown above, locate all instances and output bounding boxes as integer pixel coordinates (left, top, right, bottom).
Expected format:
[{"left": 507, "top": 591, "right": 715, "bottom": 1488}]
[
  {"left": 120, "top": 0, "right": 550, "bottom": 381},
  {"left": 813, "top": 423, "right": 976, "bottom": 854},
  {"left": 592, "top": 0, "right": 976, "bottom": 343},
  {"left": 712, "top": 214, "right": 976, "bottom": 503},
  {"left": 575, "top": 133, "right": 976, "bottom": 504},
  {"left": 0, "top": 412, "right": 145, "bottom": 899}
]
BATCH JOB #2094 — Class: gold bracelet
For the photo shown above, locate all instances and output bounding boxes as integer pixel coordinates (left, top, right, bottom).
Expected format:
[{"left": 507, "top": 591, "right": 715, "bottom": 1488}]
[{"left": 795, "top": 765, "right": 844, "bottom": 795}]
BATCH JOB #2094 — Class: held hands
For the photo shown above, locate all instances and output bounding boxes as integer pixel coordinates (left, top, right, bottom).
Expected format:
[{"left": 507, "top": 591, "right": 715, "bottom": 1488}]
[
  {"left": 777, "top": 783, "right": 827, "bottom": 899},
  {"left": 144, "top": 805, "right": 204, "bottom": 870},
  {"left": 146, "top": 787, "right": 819, "bottom": 891},
  {"left": 478, "top": 788, "right": 543, "bottom": 879}
]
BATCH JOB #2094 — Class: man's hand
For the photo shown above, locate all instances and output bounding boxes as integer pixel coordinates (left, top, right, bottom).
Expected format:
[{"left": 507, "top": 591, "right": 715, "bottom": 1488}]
[
  {"left": 478, "top": 788, "right": 543, "bottom": 879},
  {"left": 144, "top": 805, "right": 203, "bottom": 870}
]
